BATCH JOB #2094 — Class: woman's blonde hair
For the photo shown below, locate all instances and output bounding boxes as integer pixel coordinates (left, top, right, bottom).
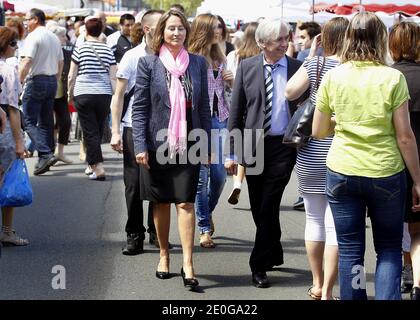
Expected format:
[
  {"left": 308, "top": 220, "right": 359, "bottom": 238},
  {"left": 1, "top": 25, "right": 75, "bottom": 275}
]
[
  {"left": 341, "top": 12, "right": 388, "bottom": 65},
  {"left": 236, "top": 22, "right": 260, "bottom": 63},
  {"left": 150, "top": 9, "right": 190, "bottom": 55},
  {"left": 188, "top": 14, "right": 225, "bottom": 66}
]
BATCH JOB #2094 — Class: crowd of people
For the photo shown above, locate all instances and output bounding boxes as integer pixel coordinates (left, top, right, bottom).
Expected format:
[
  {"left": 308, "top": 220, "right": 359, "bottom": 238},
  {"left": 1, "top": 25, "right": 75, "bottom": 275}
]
[{"left": 0, "top": 3, "right": 419, "bottom": 300}]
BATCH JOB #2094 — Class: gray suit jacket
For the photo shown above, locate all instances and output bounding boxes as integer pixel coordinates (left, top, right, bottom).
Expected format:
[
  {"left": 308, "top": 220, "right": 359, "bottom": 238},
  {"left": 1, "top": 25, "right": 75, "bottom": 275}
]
[
  {"left": 227, "top": 54, "right": 307, "bottom": 166},
  {"left": 132, "top": 53, "right": 211, "bottom": 155}
]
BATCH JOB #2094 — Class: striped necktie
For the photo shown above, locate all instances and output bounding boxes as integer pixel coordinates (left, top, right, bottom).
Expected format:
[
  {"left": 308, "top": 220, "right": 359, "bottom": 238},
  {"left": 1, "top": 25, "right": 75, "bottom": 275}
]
[{"left": 263, "top": 64, "right": 279, "bottom": 137}]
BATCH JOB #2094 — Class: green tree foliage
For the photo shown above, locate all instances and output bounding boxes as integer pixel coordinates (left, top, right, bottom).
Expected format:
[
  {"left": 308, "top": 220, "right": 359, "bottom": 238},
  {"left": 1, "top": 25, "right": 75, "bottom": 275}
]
[{"left": 143, "top": 0, "right": 202, "bottom": 17}]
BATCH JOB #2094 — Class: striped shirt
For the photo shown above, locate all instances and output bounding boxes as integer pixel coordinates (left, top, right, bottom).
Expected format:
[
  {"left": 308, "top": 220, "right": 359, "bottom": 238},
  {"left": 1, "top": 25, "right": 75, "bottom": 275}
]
[
  {"left": 295, "top": 56, "right": 339, "bottom": 194},
  {"left": 72, "top": 41, "right": 116, "bottom": 97}
]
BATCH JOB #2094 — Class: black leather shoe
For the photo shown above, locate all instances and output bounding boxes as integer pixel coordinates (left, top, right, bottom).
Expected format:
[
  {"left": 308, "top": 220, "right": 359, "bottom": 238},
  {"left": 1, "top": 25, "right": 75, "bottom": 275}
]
[
  {"left": 252, "top": 272, "right": 270, "bottom": 288},
  {"left": 34, "top": 155, "right": 56, "bottom": 175},
  {"left": 156, "top": 271, "right": 170, "bottom": 279},
  {"left": 411, "top": 287, "right": 420, "bottom": 300},
  {"left": 181, "top": 268, "right": 199, "bottom": 287},
  {"left": 149, "top": 231, "right": 173, "bottom": 249},
  {"left": 122, "top": 233, "right": 143, "bottom": 255}
]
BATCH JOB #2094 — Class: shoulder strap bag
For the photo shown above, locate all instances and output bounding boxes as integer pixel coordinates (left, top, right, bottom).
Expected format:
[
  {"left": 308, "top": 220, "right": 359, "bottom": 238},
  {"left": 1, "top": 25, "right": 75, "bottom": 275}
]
[
  {"left": 121, "top": 85, "right": 135, "bottom": 122},
  {"left": 87, "top": 42, "right": 108, "bottom": 71},
  {"left": 282, "top": 56, "right": 325, "bottom": 149}
]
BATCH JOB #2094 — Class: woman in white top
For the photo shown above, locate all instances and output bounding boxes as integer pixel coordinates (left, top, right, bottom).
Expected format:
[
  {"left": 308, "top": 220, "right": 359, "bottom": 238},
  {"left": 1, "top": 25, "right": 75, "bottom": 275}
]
[
  {"left": 0, "top": 27, "right": 28, "bottom": 246},
  {"left": 225, "top": 22, "right": 260, "bottom": 205}
]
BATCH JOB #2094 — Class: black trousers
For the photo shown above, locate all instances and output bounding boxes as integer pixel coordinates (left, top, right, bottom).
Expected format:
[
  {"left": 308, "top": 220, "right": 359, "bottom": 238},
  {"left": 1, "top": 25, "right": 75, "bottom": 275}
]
[
  {"left": 123, "top": 127, "right": 155, "bottom": 237},
  {"left": 245, "top": 136, "right": 296, "bottom": 273},
  {"left": 53, "top": 97, "right": 71, "bottom": 145},
  {"left": 74, "top": 94, "right": 111, "bottom": 165}
]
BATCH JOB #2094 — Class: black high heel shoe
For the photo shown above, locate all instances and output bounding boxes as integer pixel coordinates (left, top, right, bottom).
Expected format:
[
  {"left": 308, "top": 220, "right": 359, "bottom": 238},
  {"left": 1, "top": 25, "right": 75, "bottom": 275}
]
[
  {"left": 156, "top": 270, "right": 170, "bottom": 279},
  {"left": 156, "top": 256, "right": 170, "bottom": 279},
  {"left": 181, "top": 267, "right": 199, "bottom": 287}
]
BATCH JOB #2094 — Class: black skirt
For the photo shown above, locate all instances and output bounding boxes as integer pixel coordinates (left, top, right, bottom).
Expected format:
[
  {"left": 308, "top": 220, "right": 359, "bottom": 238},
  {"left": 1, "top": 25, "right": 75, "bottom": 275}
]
[
  {"left": 139, "top": 150, "right": 200, "bottom": 204},
  {"left": 139, "top": 107, "right": 200, "bottom": 204}
]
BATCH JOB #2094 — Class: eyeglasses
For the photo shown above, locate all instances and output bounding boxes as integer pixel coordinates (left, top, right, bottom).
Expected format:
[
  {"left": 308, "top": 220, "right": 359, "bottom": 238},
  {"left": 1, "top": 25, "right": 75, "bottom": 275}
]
[{"left": 9, "top": 40, "right": 17, "bottom": 48}]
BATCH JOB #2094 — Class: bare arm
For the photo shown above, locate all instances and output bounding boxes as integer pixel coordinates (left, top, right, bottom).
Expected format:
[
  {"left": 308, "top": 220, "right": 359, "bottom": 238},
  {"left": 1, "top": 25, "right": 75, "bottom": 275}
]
[
  {"left": 8, "top": 107, "right": 25, "bottom": 159},
  {"left": 285, "top": 65, "right": 310, "bottom": 101},
  {"left": 393, "top": 101, "right": 420, "bottom": 211},
  {"left": 312, "top": 109, "right": 336, "bottom": 139},
  {"left": 67, "top": 61, "right": 78, "bottom": 101},
  {"left": 0, "top": 108, "right": 6, "bottom": 134},
  {"left": 109, "top": 64, "right": 117, "bottom": 94},
  {"left": 110, "top": 78, "right": 128, "bottom": 153},
  {"left": 57, "top": 60, "right": 64, "bottom": 82},
  {"left": 19, "top": 57, "right": 32, "bottom": 83},
  {"left": 286, "top": 41, "right": 295, "bottom": 58},
  {"left": 308, "top": 34, "right": 322, "bottom": 59}
]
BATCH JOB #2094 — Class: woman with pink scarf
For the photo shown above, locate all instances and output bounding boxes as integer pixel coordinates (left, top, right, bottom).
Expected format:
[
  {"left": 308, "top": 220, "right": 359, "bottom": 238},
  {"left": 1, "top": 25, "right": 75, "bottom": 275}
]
[{"left": 131, "top": 9, "right": 211, "bottom": 288}]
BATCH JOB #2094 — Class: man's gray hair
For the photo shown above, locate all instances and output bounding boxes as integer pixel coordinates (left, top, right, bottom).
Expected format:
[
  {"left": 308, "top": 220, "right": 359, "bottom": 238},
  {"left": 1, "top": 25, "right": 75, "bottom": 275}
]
[{"left": 255, "top": 19, "right": 290, "bottom": 47}]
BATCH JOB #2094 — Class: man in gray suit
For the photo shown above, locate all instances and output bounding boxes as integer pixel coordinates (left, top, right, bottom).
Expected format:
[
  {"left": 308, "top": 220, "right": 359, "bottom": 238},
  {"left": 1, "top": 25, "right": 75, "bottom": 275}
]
[{"left": 225, "top": 19, "right": 307, "bottom": 288}]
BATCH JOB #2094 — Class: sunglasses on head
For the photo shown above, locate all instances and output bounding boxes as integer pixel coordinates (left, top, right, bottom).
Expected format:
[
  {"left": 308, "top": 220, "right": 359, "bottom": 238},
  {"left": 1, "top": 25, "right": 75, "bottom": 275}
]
[{"left": 9, "top": 40, "right": 17, "bottom": 48}]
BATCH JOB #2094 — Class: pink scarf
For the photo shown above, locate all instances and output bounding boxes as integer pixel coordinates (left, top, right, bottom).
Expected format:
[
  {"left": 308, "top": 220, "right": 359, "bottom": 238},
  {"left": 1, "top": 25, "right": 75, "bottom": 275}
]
[{"left": 159, "top": 44, "right": 190, "bottom": 158}]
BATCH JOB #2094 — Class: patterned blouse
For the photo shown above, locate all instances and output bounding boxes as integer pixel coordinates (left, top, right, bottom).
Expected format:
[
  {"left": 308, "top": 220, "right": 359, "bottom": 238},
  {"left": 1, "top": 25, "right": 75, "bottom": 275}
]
[
  {"left": 207, "top": 63, "right": 229, "bottom": 122},
  {"left": 165, "top": 69, "right": 193, "bottom": 102},
  {"left": 0, "top": 59, "right": 21, "bottom": 110}
]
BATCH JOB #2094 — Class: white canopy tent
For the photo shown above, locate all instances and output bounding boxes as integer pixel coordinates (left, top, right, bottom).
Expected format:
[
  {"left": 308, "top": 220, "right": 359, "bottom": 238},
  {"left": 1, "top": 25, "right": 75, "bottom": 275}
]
[
  {"left": 196, "top": 0, "right": 415, "bottom": 27},
  {"left": 7, "top": 0, "right": 61, "bottom": 16}
]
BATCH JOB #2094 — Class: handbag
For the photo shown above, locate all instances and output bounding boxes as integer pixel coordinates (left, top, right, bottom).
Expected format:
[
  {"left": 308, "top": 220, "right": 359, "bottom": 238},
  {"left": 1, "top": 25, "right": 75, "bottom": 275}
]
[
  {"left": 0, "top": 159, "right": 33, "bottom": 207},
  {"left": 282, "top": 56, "right": 325, "bottom": 148},
  {"left": 121, "top": 85, "right": 135, "bottom": 122}
]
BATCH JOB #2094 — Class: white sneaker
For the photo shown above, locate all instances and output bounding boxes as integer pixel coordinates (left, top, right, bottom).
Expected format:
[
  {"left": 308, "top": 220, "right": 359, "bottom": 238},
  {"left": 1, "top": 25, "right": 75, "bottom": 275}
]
[
  {"left": 85, "top": 166, "right": 93, "bottom": 175},
  {"left": 0, "top": 231, "right": 29, "bottom": 246}
]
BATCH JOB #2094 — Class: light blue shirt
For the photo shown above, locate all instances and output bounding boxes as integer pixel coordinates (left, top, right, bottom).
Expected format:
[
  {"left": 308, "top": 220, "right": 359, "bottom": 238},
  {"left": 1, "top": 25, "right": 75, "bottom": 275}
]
[
  {"left": 263, "top": 55, "right": 289, "bottom": 136},
  {"left": 297, "top": 47, "right": 323, "bottom": 62}
]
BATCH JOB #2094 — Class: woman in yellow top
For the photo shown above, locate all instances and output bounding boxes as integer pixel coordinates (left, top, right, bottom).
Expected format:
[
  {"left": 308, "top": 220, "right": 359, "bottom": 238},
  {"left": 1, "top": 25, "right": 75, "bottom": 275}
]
[{"left": 313, "top": 12, "right": 420, "bottom": 300}]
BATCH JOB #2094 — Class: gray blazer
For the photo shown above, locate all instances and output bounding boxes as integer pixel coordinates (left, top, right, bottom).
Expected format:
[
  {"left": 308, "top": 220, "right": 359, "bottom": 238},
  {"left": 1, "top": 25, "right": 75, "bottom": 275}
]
[
  {"left": 132, "top": 53, "right": 211, "bottom": 155},
  {"left": 227, "top": 54, "right": 307, "bottom": 166}
]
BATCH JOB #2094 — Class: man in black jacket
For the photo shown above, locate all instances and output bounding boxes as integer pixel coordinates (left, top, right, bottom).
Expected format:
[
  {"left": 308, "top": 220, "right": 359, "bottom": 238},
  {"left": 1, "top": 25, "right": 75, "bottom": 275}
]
[
  {"left": 225, "top": 19, "right": 306, "bottom": 288},
  {"left": 107, "top": 14, "right": 135, "bottom": 63}
]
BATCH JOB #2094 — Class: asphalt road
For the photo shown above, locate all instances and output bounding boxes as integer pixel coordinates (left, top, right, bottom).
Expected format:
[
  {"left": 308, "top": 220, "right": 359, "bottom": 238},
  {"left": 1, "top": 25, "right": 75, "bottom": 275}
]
[{"left": 0, "top": 141, "right": 408, "bottom": 300}]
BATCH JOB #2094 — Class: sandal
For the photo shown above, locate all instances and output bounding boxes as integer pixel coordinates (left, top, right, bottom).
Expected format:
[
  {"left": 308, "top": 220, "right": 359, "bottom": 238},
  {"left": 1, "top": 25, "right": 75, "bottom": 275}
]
[
  {"left": 307, "top": 286, "right": 322, "bottom": 300},
  {"left": 200, "top": 232, "right": 215, "bottom": 248},
  {"left": 0, "top": 230, "right": 29, "bottom": 246},
  {"left": 210, "top": 218, "right": 215, "bottom": 236}
]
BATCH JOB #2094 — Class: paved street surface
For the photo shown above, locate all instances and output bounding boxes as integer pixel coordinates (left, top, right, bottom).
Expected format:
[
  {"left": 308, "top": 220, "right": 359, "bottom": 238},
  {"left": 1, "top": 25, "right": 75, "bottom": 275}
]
[{"left": 0, "top": 141, "right": 408, "bottom": 300}]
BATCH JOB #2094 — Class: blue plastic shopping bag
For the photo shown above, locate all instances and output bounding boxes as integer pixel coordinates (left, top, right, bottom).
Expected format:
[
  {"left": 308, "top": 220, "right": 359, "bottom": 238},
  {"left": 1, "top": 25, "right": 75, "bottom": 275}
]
[{"left": 0, "top": 159, "right": 33, "bottom": 207}]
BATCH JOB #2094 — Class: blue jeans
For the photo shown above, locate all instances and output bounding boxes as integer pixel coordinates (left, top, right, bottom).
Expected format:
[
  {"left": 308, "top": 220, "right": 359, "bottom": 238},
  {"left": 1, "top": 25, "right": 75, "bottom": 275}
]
[
  {"left": 326, "top": 169, "right": 406, "bottom": 300},
  {"left": 195, "top": 116, "right": 227, "bottom": 234},
  {"left": 22, "top": 75, "right": 57, "bottom": 157}
]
